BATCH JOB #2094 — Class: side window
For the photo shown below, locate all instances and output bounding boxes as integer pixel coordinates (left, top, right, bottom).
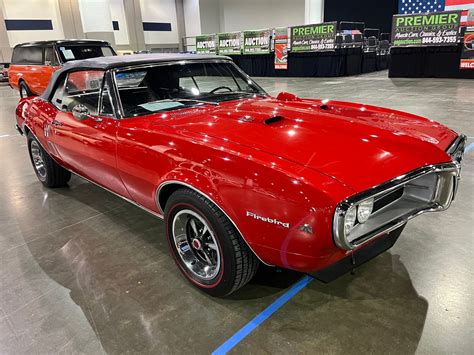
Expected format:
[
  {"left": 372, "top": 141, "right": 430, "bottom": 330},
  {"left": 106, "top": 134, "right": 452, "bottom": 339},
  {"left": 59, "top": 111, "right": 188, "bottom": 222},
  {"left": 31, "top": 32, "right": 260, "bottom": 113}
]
[
  {"left": 51, "top": 76, "right": 66, "bottom": 109},
  {"left": 100, "top": 81, "right": 114, "bottom": 116},
  {"left": 61, "top": 70, "right": 104, "bottom": 115},
  {"left": 44, "top": 47, "right": 58, "bottom": 66},
  {"left": 12, "top": 46, "right": 42, "bottom": 65}
]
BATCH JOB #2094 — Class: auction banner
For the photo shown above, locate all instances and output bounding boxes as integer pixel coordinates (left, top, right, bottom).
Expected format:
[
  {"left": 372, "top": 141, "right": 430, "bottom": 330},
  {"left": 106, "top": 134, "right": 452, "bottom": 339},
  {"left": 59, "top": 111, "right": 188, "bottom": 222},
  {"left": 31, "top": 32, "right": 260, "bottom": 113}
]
[
  {"left": 195, "top": 34, "right": 217, "bottom": 54},
  {"left": 460, "top": 27, "right": 474, "bottom": 69},
  {"left": 243, "top": 29, "right": 271, "bottom": 54},
  {"left": 391, "top": 11, "right": 462, "bottom": 47},
  {"left": 274, "top": 27, "right": 289, "bottom": 70},
  {"left": 290, "top": 22, "right": 337, "bottom": 52},
  {"left": 217, "top": 32, "right": 242, "bottom": 55}
]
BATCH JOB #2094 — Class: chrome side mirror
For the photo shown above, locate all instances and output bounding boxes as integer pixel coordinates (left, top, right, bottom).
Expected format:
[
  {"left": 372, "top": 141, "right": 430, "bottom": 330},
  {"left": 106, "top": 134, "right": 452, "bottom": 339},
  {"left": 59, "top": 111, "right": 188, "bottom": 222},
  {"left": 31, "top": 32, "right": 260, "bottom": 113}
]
[{"left": 72, "top": 104, "right": 91, "bottom": 121}]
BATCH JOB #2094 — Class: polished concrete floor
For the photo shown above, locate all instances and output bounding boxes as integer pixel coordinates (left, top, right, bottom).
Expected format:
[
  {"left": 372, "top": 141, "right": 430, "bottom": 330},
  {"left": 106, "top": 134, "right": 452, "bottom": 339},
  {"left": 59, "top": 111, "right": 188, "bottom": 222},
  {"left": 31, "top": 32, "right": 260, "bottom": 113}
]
[{"left": 0, "top": 71, "right": 473, "bottom": 354}]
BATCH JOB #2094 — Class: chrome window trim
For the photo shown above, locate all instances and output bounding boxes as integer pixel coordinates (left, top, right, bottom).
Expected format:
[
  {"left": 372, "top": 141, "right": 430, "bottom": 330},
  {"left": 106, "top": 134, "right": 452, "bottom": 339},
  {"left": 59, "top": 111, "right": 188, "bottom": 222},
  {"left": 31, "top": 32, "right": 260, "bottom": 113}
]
[
  {"left": 333, "top": 162, "right": 461, "bottom": 250},
  {"left": 156, "top": 180, "right": 272, "bottom": 266}
]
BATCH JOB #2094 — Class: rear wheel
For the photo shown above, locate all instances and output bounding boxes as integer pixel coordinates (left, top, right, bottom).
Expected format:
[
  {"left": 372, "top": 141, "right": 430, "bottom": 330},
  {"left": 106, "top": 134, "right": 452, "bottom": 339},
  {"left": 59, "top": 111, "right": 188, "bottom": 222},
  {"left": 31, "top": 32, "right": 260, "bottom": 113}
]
[
  {"left": 19, "top": 81, "right": 33, "bottom": 98},
  {"left": 165, "top": 188, "right": 259, "bottom": 297},
  {"left": 27, "top": 132, "right": 71, "bottom": 187}
]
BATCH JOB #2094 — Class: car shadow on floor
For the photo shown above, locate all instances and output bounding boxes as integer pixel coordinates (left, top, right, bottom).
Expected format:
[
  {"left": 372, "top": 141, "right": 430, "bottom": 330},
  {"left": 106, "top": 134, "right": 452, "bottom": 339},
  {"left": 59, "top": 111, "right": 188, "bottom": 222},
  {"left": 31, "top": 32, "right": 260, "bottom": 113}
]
[{"left": 17, "top": 178, "right": 427, "bottom": 354}]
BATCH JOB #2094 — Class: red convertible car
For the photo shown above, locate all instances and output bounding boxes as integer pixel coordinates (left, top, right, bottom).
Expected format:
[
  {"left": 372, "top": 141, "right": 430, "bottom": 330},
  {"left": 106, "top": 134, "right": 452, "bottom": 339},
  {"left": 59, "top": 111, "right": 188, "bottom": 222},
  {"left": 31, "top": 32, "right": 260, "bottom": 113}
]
[{"left": 15, "top": 54, "right": 465, "bottom": 296}]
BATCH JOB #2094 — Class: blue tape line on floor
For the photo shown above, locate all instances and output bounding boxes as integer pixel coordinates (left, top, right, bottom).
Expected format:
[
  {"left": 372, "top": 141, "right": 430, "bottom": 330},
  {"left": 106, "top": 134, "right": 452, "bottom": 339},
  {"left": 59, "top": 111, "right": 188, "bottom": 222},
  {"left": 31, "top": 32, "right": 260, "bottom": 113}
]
[
  {"left": 212, "top": 275, "right": 314, "bottom": 355},
  {"left": 464, "top": 142, "right": 474, "bottom": 154}
]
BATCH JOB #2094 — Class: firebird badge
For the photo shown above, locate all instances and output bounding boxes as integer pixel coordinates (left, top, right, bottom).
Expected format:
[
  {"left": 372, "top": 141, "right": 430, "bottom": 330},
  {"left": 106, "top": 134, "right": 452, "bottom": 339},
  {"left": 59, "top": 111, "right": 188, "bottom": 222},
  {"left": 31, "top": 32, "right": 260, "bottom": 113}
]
[{"left": 246, "top": 211, "right": 290, "bottom": 228}]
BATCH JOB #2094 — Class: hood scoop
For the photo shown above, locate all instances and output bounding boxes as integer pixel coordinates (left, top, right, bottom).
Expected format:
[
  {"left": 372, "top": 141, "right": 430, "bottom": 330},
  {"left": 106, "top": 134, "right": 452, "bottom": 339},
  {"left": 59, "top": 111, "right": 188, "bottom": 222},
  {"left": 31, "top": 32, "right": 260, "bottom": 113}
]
[{"left": 264, "top": 116, "right": 285, "bottom": 125}]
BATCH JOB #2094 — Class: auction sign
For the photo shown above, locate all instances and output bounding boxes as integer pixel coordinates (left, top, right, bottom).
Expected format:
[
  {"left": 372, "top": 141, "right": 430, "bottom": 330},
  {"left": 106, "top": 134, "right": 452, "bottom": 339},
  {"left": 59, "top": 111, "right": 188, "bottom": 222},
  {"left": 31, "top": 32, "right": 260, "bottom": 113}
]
[
  {"left": 391, "top": 11, "right": 461, "bottom": 47},
  {"left": 217, "top": 32, "right": 242, "bottom": 55},
  {"left": 460, "top": 27, "right": 474, "bottom": 69},
  {"left": 195, "top": 34, "right": 217, "bottom": 54},
  {"left": 243, "top": 29, "right": 271, "bottom": 54},
  {"left": 290, "top": 22, "right": 337, "bottom": 52},
  {"left": 274, "top": 27, "right": 289, "bottom": 70}
]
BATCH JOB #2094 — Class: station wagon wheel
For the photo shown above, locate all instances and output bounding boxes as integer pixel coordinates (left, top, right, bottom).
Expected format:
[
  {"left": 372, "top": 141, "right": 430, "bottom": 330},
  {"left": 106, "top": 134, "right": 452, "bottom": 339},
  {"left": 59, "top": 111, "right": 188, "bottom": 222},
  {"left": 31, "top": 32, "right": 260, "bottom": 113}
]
[
  {"left": 165, "top": 188, "right": 259, "bottom": 297},
  {"left": 172, "top": 209, "right": 221, "bottom": 280},
  {"left": 27, "top": 132, "right": 71, "bottom": 188},
  {"left": 19, "top": 81, "right": 33, "bottom": 98}
]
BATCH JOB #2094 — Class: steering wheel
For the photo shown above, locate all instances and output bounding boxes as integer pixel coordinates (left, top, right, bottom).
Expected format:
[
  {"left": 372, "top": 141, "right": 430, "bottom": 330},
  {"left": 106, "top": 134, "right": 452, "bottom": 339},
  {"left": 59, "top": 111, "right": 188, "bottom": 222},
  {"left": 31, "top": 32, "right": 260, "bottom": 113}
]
[{"left": 210, "top": 86, "right": 233, "bottom": 94}]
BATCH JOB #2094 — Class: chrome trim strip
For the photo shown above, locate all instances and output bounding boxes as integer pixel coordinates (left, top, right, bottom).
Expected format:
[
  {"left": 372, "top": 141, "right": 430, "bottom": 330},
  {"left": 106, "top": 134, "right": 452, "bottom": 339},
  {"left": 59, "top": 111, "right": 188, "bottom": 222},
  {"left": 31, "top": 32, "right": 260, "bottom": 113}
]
[
  {"left": 156, "top": 180, "right": 272, "bottom": 266},
  {"left": 333, "top": 162, "right": 460, "bottom": 250},
  {"left": 69, "top": 169, "right": 164, "bottom": 220}
]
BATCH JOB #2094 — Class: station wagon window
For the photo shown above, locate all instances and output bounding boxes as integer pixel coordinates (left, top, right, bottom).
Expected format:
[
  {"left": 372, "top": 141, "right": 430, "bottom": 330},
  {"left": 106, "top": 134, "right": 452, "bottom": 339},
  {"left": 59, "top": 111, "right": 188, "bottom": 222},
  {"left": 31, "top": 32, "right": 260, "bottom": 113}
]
[
  {"left": 51, "top": 70, "right": 104, "bottom": 114},
  {"left": 114, "top": 62, "right": 265, "bottom": 118},
  {"left": 11, "top": 46, "right": 43, "bottom": 65},
  {"left": 44, "top": 46, "right": 58, "bottom": 66}
]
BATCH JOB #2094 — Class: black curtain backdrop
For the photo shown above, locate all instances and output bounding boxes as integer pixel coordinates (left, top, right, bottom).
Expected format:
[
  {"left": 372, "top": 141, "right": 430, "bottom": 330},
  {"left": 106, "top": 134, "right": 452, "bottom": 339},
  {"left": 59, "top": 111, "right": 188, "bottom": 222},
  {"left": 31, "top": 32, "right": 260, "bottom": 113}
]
[{"left": 324, "top": 0, "right": 398, "bottom": 34}]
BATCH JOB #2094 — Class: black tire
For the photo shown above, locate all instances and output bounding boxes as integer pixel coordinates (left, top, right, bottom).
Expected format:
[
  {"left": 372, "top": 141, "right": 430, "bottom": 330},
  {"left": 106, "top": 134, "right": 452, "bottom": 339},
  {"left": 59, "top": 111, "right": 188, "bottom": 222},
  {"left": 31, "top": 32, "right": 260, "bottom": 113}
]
[
  {"left": 19, "top": 81, "right": 33, "bottom": 98},
  {"left": 165, "top": 188, "right": 259, "bottom": 297},
  {"left": 27, "top": 132, "right": 71, "bottom": 188}
]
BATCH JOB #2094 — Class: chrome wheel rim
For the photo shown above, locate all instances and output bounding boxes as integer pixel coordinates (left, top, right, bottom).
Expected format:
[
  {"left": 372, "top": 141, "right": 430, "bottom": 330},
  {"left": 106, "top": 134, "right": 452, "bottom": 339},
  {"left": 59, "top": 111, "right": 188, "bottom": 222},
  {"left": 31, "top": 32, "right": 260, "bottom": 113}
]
[
  {"left": 172, "top": 209, "right": 220, "bottom": 281},
  {"left": 30, "top": 140, "right": 46, "bottom": 180},
  {"left": 21, "top": 87, "right": 28, "bottom": 98}
]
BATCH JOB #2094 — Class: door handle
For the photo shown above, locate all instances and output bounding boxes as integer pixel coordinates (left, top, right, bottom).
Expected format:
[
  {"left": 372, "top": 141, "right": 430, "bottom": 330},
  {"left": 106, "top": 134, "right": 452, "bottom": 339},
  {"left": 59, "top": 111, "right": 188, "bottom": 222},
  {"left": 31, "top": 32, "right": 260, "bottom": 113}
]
[{"left": 52, "top": 120, "right": 63, "bottom": 126}]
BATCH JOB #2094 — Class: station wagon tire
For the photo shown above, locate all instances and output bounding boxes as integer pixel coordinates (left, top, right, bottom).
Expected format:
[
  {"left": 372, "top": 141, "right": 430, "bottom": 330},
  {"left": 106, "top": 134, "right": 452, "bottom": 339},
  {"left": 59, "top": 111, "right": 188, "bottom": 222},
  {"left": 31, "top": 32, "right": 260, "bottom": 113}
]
[
  {"left": 27, "top": 132, "right": 71, "bottom": 187},
  {"left": 19, "top": 81, "right": 33, "bottom": 98},
  {"left": 165, "top": 188, "right": 259, "bottom": 297}
]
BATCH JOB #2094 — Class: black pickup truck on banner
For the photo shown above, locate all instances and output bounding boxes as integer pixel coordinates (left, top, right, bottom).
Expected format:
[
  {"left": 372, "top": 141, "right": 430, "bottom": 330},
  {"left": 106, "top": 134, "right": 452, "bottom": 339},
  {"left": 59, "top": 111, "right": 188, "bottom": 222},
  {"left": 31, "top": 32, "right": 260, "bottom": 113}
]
[{"left": 391, "top": 11, "right": 462, "bottom": 47}]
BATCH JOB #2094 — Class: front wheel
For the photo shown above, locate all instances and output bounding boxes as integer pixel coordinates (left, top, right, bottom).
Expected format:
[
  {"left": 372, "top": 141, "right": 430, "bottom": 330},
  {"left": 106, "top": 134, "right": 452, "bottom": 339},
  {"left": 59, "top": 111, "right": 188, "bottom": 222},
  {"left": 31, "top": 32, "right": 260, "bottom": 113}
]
[
  {"left": 27, "top": 132, "right": 71, "bottom": 187},
  {"left": 165, "top": 188, "right": 259, "bottom": 297}
]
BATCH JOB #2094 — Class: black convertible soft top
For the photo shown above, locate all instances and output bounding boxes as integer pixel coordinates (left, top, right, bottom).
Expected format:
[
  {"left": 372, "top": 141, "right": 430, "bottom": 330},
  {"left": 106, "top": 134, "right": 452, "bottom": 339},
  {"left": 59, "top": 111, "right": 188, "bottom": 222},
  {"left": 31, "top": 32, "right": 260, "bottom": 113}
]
[{"left": 41, "top": 53, "right": 232, "bottom": 99}]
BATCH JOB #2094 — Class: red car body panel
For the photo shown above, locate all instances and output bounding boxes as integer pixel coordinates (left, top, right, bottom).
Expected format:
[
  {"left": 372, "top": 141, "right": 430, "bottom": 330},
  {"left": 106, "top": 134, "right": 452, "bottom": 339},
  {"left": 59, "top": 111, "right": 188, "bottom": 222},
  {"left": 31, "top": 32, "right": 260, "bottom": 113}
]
[{"left": 16, "top": 91, "right": 458, "bottom": 273}]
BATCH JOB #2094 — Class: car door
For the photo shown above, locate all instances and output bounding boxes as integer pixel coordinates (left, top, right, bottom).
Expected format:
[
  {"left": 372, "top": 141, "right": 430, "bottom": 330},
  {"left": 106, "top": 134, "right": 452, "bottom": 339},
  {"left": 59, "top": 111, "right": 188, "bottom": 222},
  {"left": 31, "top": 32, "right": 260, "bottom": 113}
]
[
  {"left": 48, "top": 69, "right": 130, "bottom": 197},
  {"left": 37, "top": 46, "right": 61, "bottom": 94}
]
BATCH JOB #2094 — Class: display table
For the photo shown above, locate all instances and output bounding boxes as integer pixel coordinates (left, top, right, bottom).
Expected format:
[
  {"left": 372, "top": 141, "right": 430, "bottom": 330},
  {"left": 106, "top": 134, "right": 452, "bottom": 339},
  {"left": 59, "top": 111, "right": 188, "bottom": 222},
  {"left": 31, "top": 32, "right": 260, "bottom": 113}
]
[
  {"left": 232, "top": 49, "right": 389, "bottom": 77},
  {"left": 389, "top": 44, "right": 474, "bottom": 79}
]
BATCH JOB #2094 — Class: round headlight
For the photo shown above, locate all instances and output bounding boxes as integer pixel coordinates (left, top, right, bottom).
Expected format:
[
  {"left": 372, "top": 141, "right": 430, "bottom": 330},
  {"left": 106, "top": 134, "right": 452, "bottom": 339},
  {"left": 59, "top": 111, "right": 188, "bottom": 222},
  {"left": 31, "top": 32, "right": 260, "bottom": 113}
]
[
  {"left": 344, "top": 205, "right": 357, "bottom": 236},
  {"left": 357, "top": 198, "right": 374, "bottom": 223}
]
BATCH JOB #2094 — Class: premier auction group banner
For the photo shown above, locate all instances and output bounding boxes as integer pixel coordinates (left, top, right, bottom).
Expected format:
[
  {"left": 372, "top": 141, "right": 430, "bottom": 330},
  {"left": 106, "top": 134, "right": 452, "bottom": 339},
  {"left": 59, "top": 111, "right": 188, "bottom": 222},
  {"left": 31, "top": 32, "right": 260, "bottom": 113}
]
[
  {"left": 195, "top": 34, "right": 217, "bottom": 54},
  {"left": 460, "top": 27, "right": 474, "bottom": 69},
  {"left": 243, "top": 29, "right": 271, "bottom": 54},
  {"left": 391, "top": 11, "right": 462, "bottom": 47},
  {"left": 290, "top": 22, "right": 337, "bottom": 52},
  {"left": 217, "top": 32, "right": 242, "bottom": 55}
]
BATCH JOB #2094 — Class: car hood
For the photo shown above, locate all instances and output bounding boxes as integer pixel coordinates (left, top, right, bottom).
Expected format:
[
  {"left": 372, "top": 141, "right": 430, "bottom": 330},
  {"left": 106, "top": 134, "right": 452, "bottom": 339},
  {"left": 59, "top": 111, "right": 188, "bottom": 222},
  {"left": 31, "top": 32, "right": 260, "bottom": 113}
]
[{"left": 167, "top": 97, "right": 457, "bottom": 192}]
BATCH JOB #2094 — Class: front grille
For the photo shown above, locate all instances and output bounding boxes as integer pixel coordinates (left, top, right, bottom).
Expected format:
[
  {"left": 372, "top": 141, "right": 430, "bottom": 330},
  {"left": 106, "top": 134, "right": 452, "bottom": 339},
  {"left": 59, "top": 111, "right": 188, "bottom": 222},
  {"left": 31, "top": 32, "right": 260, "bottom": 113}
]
[{"left": 373, "top": 187, "right": 404, "bottom": 213}]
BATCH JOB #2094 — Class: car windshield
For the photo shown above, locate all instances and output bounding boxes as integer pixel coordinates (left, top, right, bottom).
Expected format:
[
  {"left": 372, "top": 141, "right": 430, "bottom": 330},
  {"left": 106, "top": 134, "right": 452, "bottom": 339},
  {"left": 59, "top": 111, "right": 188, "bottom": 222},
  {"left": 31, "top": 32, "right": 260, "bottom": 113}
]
[
  {"left": 57, "top": 45, "right": 115, "bottom": 62},
  {"left": 114, "top": 61, "right": 267, "bottom": 117}
]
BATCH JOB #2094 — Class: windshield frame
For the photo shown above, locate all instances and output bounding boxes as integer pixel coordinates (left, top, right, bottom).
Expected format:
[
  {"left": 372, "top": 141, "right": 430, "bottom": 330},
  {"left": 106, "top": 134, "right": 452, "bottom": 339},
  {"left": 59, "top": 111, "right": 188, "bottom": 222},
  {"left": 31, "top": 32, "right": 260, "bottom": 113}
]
[{"left": 109, "top": 59, "right": 268, "bottom": 119}]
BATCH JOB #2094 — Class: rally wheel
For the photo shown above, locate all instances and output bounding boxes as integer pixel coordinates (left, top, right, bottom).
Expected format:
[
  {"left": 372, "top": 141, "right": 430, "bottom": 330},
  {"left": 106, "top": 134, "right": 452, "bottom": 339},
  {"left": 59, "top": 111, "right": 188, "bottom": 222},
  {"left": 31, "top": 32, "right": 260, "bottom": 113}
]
[
  {"left": 165, "top": 188, "right": 259, "bottom": 297},
  {"left": 27, "top": 132, "right": 71, "bottom": 187}
]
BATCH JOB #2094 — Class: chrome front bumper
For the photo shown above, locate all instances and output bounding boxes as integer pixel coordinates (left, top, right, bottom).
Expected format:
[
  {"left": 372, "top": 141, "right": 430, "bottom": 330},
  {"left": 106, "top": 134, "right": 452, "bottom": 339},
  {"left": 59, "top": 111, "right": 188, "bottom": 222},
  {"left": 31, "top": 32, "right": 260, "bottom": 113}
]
[{"left": 333, "top": 135, "right": 466, "bottom": 251}]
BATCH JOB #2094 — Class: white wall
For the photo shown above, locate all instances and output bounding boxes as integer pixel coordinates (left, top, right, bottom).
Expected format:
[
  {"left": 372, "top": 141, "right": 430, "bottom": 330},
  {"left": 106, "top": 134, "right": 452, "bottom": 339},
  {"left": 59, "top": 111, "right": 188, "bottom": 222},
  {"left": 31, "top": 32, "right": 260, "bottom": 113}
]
[
  {"left": 218, "top": 0, "right": 306, "bottom": 32},
  {"left": 110, "top": 0, "right": 129, "bottom": 45},
  {"left": 183, "top": 0, "right": 201, "bottom": 37},
  {"left": 140, "top": 0, "right": 179, "bottom": 45},
  {"left": 1, "top": 0, "right": 64, "bottom": 47},
  {"left": 78, "top": 0, "right": 113, "bottom": 33},
  {"left": 305, "top": 0, "right": 324, "bottom": 24},
  {"left": 199, "top": 0, "right": 221, "bottom": 34}
]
